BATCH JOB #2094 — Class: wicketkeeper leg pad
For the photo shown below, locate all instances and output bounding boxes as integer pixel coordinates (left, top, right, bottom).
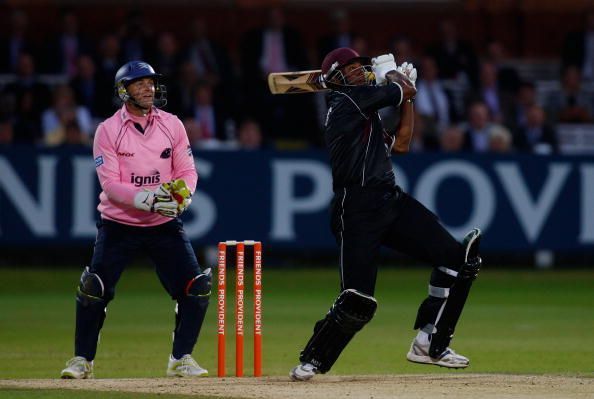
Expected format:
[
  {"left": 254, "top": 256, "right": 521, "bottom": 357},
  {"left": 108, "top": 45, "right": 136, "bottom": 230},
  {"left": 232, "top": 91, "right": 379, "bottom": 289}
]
[
  {"left": 185, "top": 268, "right": 212, "bottom": 297},
  {"left": 76, "top": 267, "right": 106, "bottom": 306},
  {"left": 171, "top": 269, "right": 212, "bottom": 358},
  {"left": 75, "top": 267, "right": 108, "bottom": 361},
  {"left": 299, "top": 289, "right": 377, "bottom": 373},
  {"left": 429, "top": 228, "right": 482, "bottom": 358}
]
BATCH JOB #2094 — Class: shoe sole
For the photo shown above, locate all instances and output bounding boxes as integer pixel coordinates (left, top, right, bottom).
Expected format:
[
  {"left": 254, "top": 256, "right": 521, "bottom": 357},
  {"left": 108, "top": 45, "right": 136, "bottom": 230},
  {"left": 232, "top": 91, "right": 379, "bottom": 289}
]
[
  {"left": 289, "top": 368, "right": 315, "bottom": 381},
  {"left": 166, "top": 371, "right": 209, "bottom": 377},
  {"left": 60, "top": 372, "right": 93, "bottom": 379},
  {"left": 406, "top": 352, "right": 469, "bottom": 369}
]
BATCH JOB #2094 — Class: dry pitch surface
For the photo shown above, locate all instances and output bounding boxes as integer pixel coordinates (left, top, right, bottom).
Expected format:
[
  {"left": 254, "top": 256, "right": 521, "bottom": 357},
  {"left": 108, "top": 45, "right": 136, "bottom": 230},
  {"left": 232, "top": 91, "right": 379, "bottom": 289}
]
[{"left": 1, "top": 374, "right": 593, "bottom": 399}]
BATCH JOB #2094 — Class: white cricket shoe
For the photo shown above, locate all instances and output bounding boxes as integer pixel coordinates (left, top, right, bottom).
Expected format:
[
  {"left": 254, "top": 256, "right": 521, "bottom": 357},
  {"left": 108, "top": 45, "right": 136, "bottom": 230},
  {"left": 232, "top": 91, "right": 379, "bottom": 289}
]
[
  {"left": 167, "top": 354, "right": 208, "bottom": 377},
  {"left": 61, "top": 356, "right": 94, "bottom": 379},
  {"left": 406, "top": 337, "right": 469, "bottom": 368},
  {"left": 289, "top": 362, "right": 318, "bottom": 381}
]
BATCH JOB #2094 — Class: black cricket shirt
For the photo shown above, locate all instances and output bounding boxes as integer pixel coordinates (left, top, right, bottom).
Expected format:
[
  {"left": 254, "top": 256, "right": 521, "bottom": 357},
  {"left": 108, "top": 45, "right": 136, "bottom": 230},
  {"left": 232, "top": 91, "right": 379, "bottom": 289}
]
[{"left": 323, "top": 83, "right": 403, "bottom": 192}]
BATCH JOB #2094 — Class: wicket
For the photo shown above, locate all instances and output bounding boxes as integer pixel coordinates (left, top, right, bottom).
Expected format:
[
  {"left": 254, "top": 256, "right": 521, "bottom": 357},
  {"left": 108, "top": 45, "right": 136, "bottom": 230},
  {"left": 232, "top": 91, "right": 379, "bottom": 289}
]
[{"left": 217, "top": 240, "right": 263, "bottom": 377}]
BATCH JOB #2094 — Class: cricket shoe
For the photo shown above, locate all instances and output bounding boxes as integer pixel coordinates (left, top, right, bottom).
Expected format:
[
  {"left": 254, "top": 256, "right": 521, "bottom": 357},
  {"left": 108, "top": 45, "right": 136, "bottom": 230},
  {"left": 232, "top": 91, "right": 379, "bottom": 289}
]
[
  {"left": 61, "top": 356, "right": 94, "bottom": 379},
  {"left": 167, "top": 354, "right": 208, "bottom": 377},
  {"left": 406, "top": 337, "right": 469, "bottom": 368},
  {"left": 289, "top": 362, "right": 318, "bottom": 381}
]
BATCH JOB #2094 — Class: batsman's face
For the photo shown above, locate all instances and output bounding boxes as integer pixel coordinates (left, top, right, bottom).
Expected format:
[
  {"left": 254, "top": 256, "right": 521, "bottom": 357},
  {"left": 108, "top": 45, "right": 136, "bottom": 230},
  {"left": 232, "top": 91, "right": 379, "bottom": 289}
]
[
  {"left": 343, "top": 62, "right": 372, "bottom": 86},
  {"left": 127, "top": 78, "right": 155, "bottom": 109}
]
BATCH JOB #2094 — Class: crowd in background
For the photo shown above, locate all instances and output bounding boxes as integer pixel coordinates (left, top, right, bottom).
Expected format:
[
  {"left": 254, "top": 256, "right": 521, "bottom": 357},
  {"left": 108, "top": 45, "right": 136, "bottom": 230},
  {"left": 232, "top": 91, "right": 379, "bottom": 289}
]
[{"left": 2, "top": 6, "right": 594, "bottom": 154}]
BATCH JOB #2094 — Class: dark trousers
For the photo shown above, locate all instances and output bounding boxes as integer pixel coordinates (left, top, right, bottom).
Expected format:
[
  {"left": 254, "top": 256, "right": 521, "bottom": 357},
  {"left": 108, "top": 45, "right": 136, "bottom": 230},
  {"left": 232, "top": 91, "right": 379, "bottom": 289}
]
[
  {"left": 331, "top": 186, "right": 464, "bottom": 296},
  {"left": 75, "top": 218, "right": 209, "bottom": 360}
]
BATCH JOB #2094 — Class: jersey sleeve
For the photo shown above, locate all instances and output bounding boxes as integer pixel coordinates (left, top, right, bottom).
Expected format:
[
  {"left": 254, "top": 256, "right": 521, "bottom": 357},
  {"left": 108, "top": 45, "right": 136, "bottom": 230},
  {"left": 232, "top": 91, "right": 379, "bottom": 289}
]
[
  {"left": 171, "top": 117, "right": 198, "bottom": 193},
  {"left": 93, "top": 123, "right": 138, "bottom": 206},
  {"left": 353, "top": 83, "right": 403, "bottom": 112}
]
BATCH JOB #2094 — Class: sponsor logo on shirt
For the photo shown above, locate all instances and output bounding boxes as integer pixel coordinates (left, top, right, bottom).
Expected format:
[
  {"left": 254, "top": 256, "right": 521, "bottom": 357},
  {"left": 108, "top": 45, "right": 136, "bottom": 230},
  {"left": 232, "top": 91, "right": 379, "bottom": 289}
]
[
  {"left": 160, "top": 148, "right": 172, "bottom": 159},
  {"left": 117, "top": 151, "right": 135, "bottom": 157},
  {"left": 131, "top": 171, "right": 161, "bottom": 187},
  {"left": 94, "top": 155, "right": 104, "bottom": 167}
]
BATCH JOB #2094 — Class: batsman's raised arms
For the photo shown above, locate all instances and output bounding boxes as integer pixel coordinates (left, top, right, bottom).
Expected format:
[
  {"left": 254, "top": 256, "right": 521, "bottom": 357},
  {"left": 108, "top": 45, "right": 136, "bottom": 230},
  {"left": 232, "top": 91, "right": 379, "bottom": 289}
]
[{"left": 267, "top": 70, "right": 328, "bottom": 94}]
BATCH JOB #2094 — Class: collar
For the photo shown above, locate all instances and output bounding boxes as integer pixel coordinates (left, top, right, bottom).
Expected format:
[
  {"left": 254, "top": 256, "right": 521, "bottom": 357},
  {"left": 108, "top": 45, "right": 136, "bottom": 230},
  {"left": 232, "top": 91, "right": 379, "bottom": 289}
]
[{"left": 119, "top": 104, "right": 161, "bottom": 124}]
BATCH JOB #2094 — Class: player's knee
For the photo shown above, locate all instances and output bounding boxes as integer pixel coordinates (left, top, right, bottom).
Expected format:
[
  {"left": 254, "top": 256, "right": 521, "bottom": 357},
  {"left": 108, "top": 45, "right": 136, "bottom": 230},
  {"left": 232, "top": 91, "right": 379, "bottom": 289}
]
[
  {"left": 77, "top": 267, "right": 107, "bottom": 306},
  {"left": 185, "top": 268, "right": 212, "bottom": 297},
  {"left": 330, "top": 289, "right": 377, "bottom": 333}
]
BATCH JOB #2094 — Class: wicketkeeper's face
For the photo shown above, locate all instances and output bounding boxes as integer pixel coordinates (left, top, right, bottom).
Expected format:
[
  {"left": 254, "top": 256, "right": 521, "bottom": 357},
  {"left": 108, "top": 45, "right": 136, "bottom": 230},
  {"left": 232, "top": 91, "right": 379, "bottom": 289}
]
[{"left": 127, "top": 77, "right": 156, "bottom": 109}]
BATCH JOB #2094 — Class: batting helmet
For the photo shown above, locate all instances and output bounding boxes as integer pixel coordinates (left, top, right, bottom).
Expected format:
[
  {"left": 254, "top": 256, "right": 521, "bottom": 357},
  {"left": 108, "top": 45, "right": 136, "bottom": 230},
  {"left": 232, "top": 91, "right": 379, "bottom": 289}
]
[
  {"left": 320, "top": 47, "right": 373, "bottom": 88},
  {"left": 321, "top": 47, "right": 371, "bottom": 80},
  {"left": 114, "top": 61, "right": 167, "bottom": 108}
]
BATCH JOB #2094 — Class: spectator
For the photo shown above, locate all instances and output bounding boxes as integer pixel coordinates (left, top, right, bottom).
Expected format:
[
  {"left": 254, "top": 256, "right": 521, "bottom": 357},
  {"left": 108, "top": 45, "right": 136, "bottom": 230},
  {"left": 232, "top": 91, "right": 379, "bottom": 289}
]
[
  {"left": 183, "top": 18, "right": 236, "bottom": 115},
  {"left": 546, "top": 65, "right": 594, "bottom": 123},
  {"left": 183, "top": 117, "right": 203, "bottom": 147},
  {"left": 151, "top": 32, "right": 181, "bottom": 79},
  {"left": 514, "top": 105, "right": 558, "bottom": 154},
  {"left": 462, "top": 101, "right": 492, "bottom": 152},
  {"left": 390, "top": 35, "right": 416, "bottom": 67},
  {"left": 351, "top": 35, "right": 370, "bottom": 60},
  {"left": 485, "top": 40, "right": 521, "bottom": 95},
  {"left": 237, "top": 118, "right": 264, "bottom": 150},
  {"left": 43, "top": 8, "right": 91, "bottom": 76},
  {"left": 184, "top": 18, "right": 230, "bottom": 86},
  {"left": 240, "top": 7, "right": 318, "bottom": 144},
  {"left": 488, "top": 124, "right": 513, "bottom": 153},
  {"left": 168, "top": 61, "right": 200, "bottom": 116},
  {"left": 318, "top": 9, "right": 356, "bottom": 63},
  {"left": 415, "top": 55, "right": 457, "bottom": 132},
  {"left": 119, "top": 9, "right": 153, "bottom": 62},
  {"left": 0, "top": 120, "right": 15, "bottom": 145},
  {"left": 562, "top": 11, "right": 594, "bottom": 80},
  {"left": 189, "top": 81, "right": 234, "bottom": 143},
  {"left": 94, "top": 34, "right": 123, "bottom": 117},
  {"left": 69, "top": 55, "right": 101, "bottom": 119},
  {"left": 0, "top": 9, "right": 36, "bottom": 73},
  {"left": 505, "top": 81, "right": 538, "bottom": 134},
  {"left": 466, "top": 60, "right": 513, "bottom": 123},
  {"left": 42, "top": 84, "right": 93, "bottom": 139},
  {"left": 62, "top": 120, "right": 90, "bottom": 147},
  {"left": 428, "top": 19, "right": 479, "bottom": 87},
  {"left": 3, "top": 52, "right": 50, "bottom": 143},
  {"left": 439, "top": 125, "right": 465, "bottom": 152}
]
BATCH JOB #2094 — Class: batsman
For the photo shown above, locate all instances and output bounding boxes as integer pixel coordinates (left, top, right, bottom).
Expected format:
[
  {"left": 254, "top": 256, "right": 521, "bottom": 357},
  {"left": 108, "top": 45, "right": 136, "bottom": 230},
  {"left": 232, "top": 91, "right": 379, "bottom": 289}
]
[
  {"left": 61, "top": 61, "right": 211, "bottom": 379},
  {"left": 289, "top": 48, "right": 482, "bottom": 381}
]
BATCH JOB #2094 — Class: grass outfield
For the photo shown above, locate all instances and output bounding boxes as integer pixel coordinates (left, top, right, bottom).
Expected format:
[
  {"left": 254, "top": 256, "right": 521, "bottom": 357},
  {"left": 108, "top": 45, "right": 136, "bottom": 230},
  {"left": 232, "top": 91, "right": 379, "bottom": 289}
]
[{"left": 0, "top": 265, "right": 593, "bottom": 383}]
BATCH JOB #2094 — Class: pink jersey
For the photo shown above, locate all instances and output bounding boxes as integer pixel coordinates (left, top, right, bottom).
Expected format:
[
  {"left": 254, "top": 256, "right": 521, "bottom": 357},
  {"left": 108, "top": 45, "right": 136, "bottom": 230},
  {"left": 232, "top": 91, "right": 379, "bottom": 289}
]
[{"left": 93, "top": 105, "right": 197, "bottom": 226}]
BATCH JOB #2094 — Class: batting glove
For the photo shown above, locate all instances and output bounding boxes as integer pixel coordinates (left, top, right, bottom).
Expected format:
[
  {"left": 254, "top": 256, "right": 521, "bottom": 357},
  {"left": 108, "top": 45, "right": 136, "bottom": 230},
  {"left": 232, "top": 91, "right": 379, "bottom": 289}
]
[
  {"left": 396, "top": 62, "right": 417, "bottom": 88},
  {"left": 164, "top": 179, "right": 193, "bottom": 215},
  {"left": 134, "top": 184, "right": 179, "bottom": 218},
  {"left": 371, "top": 53, "right": 397, "bottom": 85}
]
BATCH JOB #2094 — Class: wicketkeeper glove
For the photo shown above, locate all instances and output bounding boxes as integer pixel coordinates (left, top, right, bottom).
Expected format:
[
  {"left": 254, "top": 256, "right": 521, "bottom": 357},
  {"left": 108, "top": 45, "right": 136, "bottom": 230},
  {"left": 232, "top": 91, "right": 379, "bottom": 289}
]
[
  {"left": 164, "top": 179, "right": 193, "bottom": 215},
  {"left": 133, "top": 184, "right": 179, "bottom": 218},
  {"left": 371, "top": 53, "right": 397, "bottom": 85},
  {"left": 396, "top": 62, "right": 417, "bottom": 88}
]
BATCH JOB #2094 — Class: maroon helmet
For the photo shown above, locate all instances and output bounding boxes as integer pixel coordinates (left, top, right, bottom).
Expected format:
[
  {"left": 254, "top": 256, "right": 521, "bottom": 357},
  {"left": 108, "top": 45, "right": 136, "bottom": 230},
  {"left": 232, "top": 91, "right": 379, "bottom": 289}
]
[{"left": 321, "top": 47, "right": 373, "bottom": 87}]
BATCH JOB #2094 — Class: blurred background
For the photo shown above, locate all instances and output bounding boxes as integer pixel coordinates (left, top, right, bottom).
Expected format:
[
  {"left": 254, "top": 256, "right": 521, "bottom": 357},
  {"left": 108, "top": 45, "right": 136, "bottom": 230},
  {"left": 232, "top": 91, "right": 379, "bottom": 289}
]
[{"left": 0, "top": 0, "right": 593, "bottom": 269}]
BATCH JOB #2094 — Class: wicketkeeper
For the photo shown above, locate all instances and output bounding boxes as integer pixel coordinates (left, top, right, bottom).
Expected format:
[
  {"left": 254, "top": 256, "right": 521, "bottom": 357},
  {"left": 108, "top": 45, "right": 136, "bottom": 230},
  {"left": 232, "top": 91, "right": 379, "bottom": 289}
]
[
  {"left": 61, "top": 61, "right": 211, "bottom": 379},
  {"left": 290, "top": 48, "right": 482, "bottom": 381}
]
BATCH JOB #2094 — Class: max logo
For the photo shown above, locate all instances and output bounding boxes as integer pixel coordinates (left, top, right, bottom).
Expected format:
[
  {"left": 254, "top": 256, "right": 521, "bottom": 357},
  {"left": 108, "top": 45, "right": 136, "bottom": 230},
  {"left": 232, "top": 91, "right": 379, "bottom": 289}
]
[
  {"left": 160, "top": 148, "right": 172, "bottom": 159},
  {"left": 117, "top": 151, "right": 135, "bottom": 157}
]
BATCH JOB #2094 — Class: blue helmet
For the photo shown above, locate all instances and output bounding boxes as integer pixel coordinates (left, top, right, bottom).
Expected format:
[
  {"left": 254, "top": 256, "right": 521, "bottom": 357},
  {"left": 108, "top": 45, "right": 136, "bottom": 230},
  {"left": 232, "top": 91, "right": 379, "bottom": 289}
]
[{"left": 114, "top": 61, "right": 167, "bottom": 108}]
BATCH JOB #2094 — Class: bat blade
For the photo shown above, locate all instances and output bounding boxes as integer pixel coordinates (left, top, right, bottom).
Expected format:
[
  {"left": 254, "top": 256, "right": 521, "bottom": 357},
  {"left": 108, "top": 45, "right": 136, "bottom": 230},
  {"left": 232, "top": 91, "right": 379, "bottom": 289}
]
[{"left": 268, "top": 70, "right": 328, "bottom": 94}]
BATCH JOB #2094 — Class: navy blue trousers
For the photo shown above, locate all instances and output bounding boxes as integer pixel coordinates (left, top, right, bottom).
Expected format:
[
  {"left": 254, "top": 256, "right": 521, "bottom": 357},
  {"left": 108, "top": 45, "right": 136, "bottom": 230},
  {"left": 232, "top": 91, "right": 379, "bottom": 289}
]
[{"left": 74, "top": 218, "right": 209, "bottom": 361}]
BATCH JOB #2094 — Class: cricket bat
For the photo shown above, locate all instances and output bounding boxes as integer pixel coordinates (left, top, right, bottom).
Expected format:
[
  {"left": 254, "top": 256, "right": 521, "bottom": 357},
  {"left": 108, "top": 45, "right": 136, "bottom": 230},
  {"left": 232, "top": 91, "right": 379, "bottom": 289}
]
[{"left": 267, "top": 70, "right": 328, "bottom": 94}]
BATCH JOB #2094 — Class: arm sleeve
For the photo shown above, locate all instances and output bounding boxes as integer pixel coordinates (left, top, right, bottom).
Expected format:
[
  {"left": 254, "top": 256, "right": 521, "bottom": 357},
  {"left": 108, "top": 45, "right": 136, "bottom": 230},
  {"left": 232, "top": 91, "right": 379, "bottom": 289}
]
[
  {"left": 171, "top": 117, "right": 198, "bottom": 193},
  {"left": 353, "top": 83, "right": 403, "bottom": 113},
  {"left": 93, "top": 123, "right": 139, "bottom": 206}
]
